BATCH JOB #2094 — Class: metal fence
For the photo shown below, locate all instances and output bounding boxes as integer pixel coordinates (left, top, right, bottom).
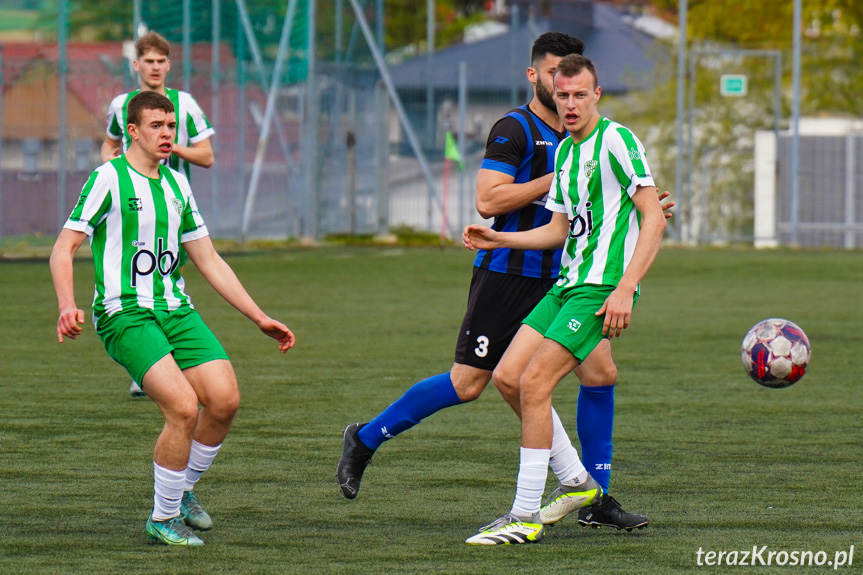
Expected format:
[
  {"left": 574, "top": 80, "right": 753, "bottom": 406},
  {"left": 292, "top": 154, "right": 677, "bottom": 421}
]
[
  {"left": 3, "top": 1, "right": 857, "bottom": 249},
  {"left": 0, "top": 0, "right": 516, "bottom": 245},
  {"left": 776, "top": 134, "right": 863, "bottom": 248}
]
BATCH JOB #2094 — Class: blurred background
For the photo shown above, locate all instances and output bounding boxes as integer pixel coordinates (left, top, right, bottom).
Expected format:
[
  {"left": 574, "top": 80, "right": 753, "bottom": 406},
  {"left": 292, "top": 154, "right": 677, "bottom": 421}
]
[{"left": 0, "top": 0, "right": 861, "bottom": 247}]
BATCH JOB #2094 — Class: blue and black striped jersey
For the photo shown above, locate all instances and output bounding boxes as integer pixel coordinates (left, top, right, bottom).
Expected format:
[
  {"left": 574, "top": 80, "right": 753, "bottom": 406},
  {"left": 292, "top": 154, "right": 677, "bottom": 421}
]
[{"left": 474, "top": 105, "right": 566, "bottom": 279}]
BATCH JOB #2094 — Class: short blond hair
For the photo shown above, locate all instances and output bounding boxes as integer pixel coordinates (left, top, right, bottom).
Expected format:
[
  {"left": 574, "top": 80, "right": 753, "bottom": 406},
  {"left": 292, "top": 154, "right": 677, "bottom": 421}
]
[{"left": 135, "top": 32, "right": 170, "bottom": 58}]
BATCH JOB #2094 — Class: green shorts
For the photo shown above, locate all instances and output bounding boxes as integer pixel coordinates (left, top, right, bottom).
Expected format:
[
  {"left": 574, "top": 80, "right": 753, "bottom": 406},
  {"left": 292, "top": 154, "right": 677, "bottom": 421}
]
[
  {"left": 523, "top": 284, "right": 637, "bottom": 363},
  {"left": 96, "top": 306, "right": 229, "bottom": 386}
]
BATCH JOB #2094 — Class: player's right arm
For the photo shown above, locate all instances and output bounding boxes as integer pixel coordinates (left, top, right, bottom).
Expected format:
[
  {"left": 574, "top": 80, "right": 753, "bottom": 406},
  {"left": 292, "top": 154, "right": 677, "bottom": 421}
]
[
  {"left": 171, "top": 137, "right": 214, "bottom": 168},
  {"left": 172, "top": 93, "right": 216, "bottom": 168},
  {"left": 49, "top": 228, "right": 88, "bottom": 342},
  {"left": 475, "top": 170, "right": 554, "bottom": 219},
  {"left": 101, "top": 135, "right": 121, "bottom": 163},
  {"left": 463, "top": 211, "right": 569, "bottom": 252},
  {"left": 474, "top": 115, "right": 553, "bottom": 218},
  {"left": 102, "top": 96, "right": 125, "bottom": 163}
]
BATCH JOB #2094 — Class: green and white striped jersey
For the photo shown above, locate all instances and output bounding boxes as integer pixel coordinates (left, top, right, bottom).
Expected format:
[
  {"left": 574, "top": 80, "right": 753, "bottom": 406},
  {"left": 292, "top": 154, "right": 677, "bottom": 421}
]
[
  {"left": 547, "top": 117, "right": 655, "bottom": 290},
  {"left": 106, "top": 88, "right": 214, "bottom": 180},
  {"left": 64, "top": 156, "right": 209, "bottom": 325}
]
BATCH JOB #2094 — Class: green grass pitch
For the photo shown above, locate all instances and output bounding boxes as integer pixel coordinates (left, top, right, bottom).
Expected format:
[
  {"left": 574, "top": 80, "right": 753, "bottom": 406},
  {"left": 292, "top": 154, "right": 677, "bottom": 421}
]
[{"left": 2, "top": 246, "right": 861, "bottom": 573}]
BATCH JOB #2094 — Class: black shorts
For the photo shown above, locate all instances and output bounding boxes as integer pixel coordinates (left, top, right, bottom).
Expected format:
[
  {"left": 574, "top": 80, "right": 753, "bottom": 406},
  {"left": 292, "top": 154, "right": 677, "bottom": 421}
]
[{"left": 454, "top": 266, "right": 555, "bottom": 371}]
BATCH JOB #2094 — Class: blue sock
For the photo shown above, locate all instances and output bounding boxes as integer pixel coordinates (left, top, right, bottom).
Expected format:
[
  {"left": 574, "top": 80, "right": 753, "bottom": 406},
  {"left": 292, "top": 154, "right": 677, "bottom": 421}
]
[
  {"left": 576, "top": 384, "right": 615, "bottom": 492},
  {"left": 358, "top": 372, "right": 462, "bottom": 451}
]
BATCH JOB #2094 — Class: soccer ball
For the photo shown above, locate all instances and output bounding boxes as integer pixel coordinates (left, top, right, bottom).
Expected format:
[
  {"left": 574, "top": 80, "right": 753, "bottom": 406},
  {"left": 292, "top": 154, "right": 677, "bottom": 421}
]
[{"left": 741, "top": 318, "right": 810, "bottom": 388}]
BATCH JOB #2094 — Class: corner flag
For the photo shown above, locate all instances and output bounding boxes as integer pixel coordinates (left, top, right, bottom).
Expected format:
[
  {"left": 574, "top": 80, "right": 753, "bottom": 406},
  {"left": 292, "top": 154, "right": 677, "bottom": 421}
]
[{"left": 444, "top": 131, "right": 463, "bottom": 170}]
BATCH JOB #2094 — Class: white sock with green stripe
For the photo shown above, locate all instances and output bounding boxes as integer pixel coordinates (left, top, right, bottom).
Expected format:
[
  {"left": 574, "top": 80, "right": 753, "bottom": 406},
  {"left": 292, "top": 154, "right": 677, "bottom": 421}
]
[
  {"left": 152, "top": 463, "right": 185, "bottom": 521},
  {"left": 511, "top": 447, "right": 550, "bottom": 519},
  {"left": 549, "top": 408, "right": 588, "bottom": 487},
  {"left": 184, "top": 440, "right": 221, "bottom": 491}
]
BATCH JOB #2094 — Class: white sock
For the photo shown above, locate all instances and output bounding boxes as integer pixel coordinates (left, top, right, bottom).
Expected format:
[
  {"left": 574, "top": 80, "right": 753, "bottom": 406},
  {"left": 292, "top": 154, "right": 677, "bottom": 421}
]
[
  {"left": 184, "top": 440, "right": 222, "bottom": 491},
  {"left": 511, "top": 447, "right": 551, "bottom": 518},
  {"left": 152, "top": 463, "right": 186, "bottom": 521},
  {"left": 548, "top": 408, "right": 587, "bottom": 486}
]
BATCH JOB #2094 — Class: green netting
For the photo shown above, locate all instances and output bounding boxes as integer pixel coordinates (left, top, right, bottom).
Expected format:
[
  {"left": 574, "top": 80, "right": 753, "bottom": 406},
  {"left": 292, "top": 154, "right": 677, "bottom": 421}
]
[{"left": 142, "top": 0, "right": 309, "bottom": 84}]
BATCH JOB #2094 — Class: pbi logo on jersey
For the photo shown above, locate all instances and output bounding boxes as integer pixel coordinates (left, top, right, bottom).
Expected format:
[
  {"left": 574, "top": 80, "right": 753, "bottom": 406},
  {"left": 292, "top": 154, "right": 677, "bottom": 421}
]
[
  {"left": 628, "top": 146, "right": 642, "bottom": 161},
  {"left": 569, "top": 201, "right": 594, "bottom": 239},
  {"left": 568, "top": 318, "right": 582, "bottom": 332},
  {"left": 131, "top": 237, "right": 178, "bottom": 287},
  {"left": 584, "top": 159, "right": 598, "bottom": 179},
  {"left": 494, "top": 136, "right": 509, "bottom": 144},
  {"left": 128, "top": 198, "right": 143, "bottom": 211},
  {"left": 171, "top": 198, "right": 184, "bottom": 215}
]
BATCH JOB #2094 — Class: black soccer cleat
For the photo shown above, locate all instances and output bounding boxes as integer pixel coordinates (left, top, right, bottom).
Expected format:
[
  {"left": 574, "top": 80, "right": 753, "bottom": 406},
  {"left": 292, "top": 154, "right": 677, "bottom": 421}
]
[
  {"left": 337, "top": 422, "right": 375, "bottom": 499},
  {"left": 577, "top": 494, "right": 649, "bottom": 532}
]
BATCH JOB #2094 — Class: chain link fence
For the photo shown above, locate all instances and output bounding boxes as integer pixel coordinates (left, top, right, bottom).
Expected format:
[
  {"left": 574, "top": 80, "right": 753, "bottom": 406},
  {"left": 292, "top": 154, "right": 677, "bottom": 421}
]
[
  {"left": 2, "top": 1, "right": 856, "bottom": 249},
  {"left": 0, "top": 0, "right": 504, "bottom": 246}
]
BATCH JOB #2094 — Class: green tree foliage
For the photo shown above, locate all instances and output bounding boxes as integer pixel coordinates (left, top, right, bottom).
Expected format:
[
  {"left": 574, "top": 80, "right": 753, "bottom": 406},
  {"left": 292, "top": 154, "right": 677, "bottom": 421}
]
[
  {"left": 604, "top": 1, "right": 863, "bottom": 242},
  {"left": 37, "top": 0, "right": 133, "bottom": 42},
  {"left": 381, "top": 0, "right": 486, "bottom": 50},
  {"left": 652, "top": 0, "right": 863, "bottom": 116},
  {"left": 652, "top": 0, "right": 862, "bottom": 47}
]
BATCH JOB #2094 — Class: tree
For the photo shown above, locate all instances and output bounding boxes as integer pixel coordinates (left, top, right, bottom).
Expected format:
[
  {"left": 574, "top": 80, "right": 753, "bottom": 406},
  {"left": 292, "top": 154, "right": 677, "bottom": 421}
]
[
  {"left": 37, "top": 0, "right": 133, "bottom": 42},
  {"left": 605, "top": 0, "right": 863, "bottom": 243}
]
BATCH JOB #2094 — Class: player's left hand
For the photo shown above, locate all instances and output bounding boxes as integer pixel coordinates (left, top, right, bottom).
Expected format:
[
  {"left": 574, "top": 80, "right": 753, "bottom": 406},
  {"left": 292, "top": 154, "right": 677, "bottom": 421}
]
[
  {"left": 257, "top": 317, "right": 296, "bottom": 353},
  {"left": 57, "top": 307, "right": 85, "bottom": 343},
  {"left": 463, "top": 224, "right": 498, "bottom": 251},
  {"left": 658, "top": 190, "right": 675, "bottom": 220},
  {"left": 595, "top": 288, "right": 635, "bottom": 338}
]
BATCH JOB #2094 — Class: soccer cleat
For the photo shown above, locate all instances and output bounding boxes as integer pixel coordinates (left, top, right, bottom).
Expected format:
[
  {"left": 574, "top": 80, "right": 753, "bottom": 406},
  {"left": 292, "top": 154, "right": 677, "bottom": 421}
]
[
  {"left": 146, "top": 515, "right": 204, "bottom": 546},
  {"left": 180, "top": 490, "right": 213, "bottom": 531},
  {"left": 465, "top": 513, "right": 544, "bottom": 545},
  {"left": 577, "top": 494, "right": 649, "bottom": 531},
  {"left": 129, "top": 380, "right": 146, "bottom": 397},
  {"left": 337, "top": 422, "right": 375, "bottom": 499},
  {"left": 539, "top": 475, "right": 603, "bottom": 525}
]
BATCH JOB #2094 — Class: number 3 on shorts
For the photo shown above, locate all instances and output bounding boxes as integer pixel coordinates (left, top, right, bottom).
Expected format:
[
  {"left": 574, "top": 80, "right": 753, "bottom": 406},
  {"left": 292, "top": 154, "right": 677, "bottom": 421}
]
[{"left": 474, "top": 335, "right": 489, "bottom": 358}]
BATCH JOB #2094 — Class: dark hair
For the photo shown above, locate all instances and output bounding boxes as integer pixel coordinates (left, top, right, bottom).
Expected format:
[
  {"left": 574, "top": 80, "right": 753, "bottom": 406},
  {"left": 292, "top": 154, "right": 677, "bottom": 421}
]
[
  {"left": 554, "top": 53, "right": 598, "bottom": 88},
  {"left": 135, "top": 31, "right": 170, "bottom": 58},
  {"left": 531, "top": 32, "right": 584, "bottom": 65},
  {"left": 127, "top": 91, "right": 175, "bottom": 127}
]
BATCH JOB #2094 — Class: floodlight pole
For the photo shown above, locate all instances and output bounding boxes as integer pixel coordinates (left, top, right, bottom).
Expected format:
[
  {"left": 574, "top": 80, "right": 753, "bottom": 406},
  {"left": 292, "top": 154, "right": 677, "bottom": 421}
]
[
  {"left": 509, "top": 4, "right": 519, "bottom": 107},
  {"left": 211, "top": 0, "right": 221, "bottom": 229},
  {"left": 457, "top": 61, "right": 467, "bottom": 234},
  {"left": 673, "top": 0, "right": 686, "bottom": 243},
  {"left": 376, "top": 0, "right": 384, "bottom": 52},
  {"left": 306, "top": 0, "right": 319, "bottom": 240},
  {"left": 426, "top": 0, "right": 434, "bottom": 146},
  {"left": 790, "top": 0, "right": 802, "bottom": 246},
  {"left": 133, "top": 0, "right": 142, "bottom": 38},
  {"left": 183, "top": 0, "right": 191, "bottom": 93},
  {"left": 336, "top": 0, "right": 343, "bottom": 58},
  {"left": 237, "top": 17, "right": 247, "bottom": 238},
  {"left": 57, "top": 0, "right": 69, "bottom": 232},
  {"left": 426, "top": 0, "right": 435, "bottom": 229},
  {"left": 0, "top": 46, "right": 4, "bottom": 239}
]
